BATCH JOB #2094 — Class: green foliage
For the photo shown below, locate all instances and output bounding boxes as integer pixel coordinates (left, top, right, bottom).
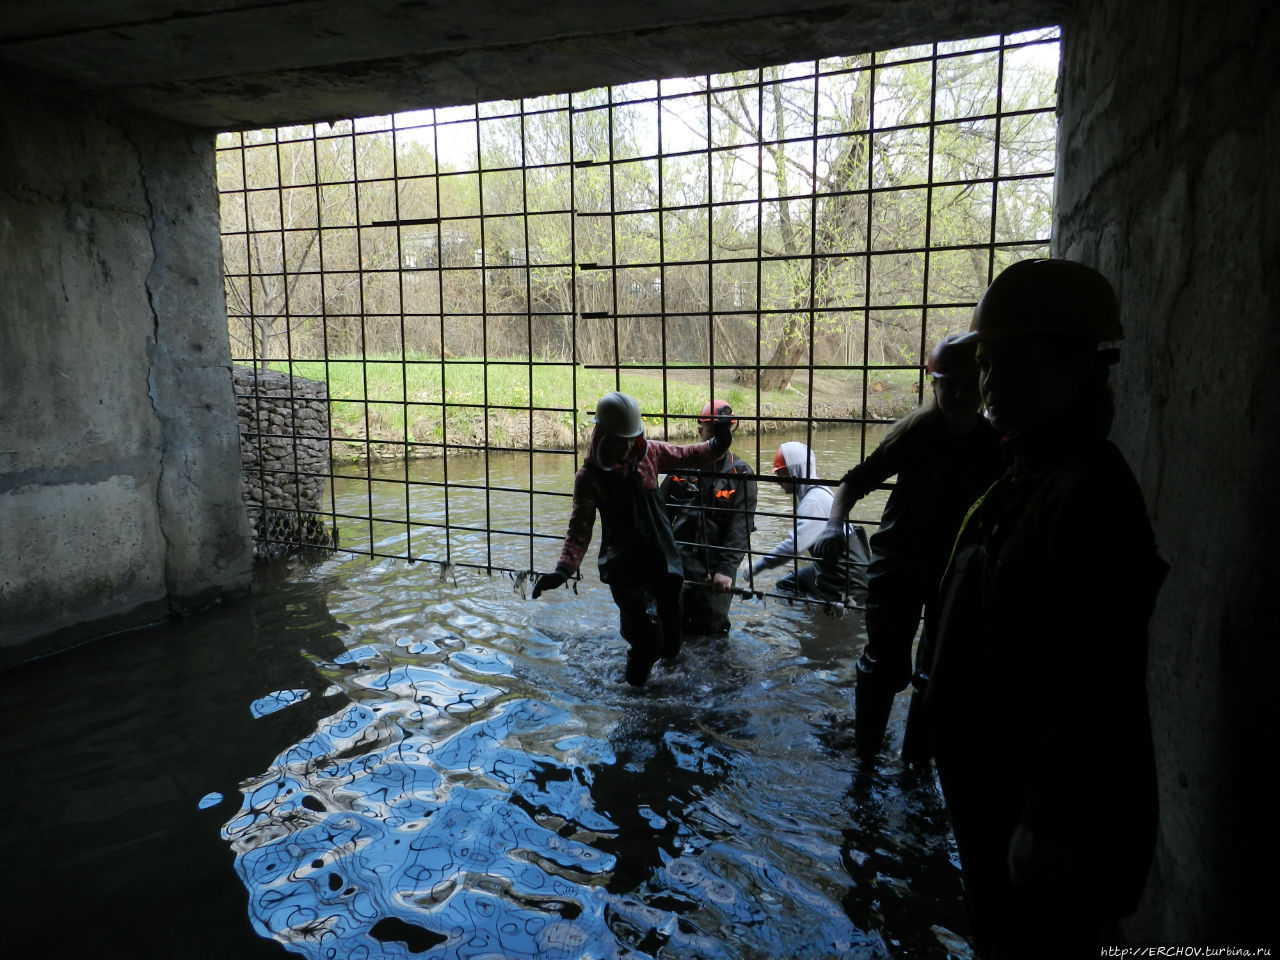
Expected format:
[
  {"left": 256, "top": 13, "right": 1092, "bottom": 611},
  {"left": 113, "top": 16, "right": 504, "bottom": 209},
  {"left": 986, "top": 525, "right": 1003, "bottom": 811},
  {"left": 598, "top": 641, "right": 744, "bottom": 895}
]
[
  {"left": 281, "top": 357, "right": 794, "bottom": 416},
  {"left": 220, "top": 33, "right": 1059, "bottom": 396},
  {"left": 273, "top": 356, "right": 831, "bottom": 454}
]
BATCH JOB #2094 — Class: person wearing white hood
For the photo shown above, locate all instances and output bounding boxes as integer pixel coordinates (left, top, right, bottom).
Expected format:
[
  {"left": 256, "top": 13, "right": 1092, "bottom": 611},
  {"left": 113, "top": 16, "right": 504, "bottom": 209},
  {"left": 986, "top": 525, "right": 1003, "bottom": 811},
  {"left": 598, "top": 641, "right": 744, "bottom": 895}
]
[{"left": 749, "top": 441, "right": 868, "bottom": 602}]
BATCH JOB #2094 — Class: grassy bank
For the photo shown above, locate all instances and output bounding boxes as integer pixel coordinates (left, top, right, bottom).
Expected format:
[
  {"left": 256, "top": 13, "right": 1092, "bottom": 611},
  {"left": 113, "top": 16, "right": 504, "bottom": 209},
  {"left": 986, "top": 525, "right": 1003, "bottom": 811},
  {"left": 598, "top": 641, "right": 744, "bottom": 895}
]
[{"left": 275, "top": 357, "right": 920, "bottom": 462}]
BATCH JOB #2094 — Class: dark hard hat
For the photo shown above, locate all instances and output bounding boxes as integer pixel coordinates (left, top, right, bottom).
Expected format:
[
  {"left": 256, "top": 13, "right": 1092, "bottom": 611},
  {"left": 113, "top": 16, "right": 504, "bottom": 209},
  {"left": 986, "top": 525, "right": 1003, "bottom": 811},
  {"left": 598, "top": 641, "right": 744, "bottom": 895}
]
[
  {"left": 698, "top": 398, "right": 736, "bottom": 427},
  {"left": 926, "top": 333, "right": 979, "bottom": 379},
  {"left": 594, "top": 391, "right": 644, "bottom": 437},
  {"left": 962, "top": 258, "right": 1123, "bottom": 344}
]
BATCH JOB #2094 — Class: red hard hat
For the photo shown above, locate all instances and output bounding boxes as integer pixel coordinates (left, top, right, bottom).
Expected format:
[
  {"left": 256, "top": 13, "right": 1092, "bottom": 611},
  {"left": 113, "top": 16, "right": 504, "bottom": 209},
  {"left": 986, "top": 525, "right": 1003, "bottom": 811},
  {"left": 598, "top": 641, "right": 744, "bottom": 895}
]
[
  {"left": 698, "top": 399, "right": 736, "bottom": 427},
  {"left": 926, "top": 333, "right": 979, "bottom": 379}
]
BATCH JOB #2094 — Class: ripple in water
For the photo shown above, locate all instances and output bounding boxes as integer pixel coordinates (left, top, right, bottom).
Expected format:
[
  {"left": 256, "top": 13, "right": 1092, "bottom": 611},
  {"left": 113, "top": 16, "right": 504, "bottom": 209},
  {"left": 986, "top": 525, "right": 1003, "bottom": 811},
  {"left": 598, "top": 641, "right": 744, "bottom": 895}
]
[{"left": 222, "top": 551, "right": 969, "bottom": 959}]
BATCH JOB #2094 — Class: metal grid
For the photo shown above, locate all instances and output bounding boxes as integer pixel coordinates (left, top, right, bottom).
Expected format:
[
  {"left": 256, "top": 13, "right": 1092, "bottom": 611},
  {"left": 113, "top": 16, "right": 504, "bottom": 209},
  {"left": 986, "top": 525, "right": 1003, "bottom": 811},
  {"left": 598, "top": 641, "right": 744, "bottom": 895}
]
[{"left": 216, "top": 28, "right": 1060, "bottom": 595}]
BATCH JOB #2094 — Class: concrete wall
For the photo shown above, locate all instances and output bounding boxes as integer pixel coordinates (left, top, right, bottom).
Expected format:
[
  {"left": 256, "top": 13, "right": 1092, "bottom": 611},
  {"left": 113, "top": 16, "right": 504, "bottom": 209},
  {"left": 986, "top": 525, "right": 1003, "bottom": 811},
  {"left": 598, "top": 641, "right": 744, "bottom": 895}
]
[
  {"left": 0, "top": 79, "right": 252, "bottom": 666},
  {"left": 1055, "top": 0, "right": 1277, "bottom": 943}
]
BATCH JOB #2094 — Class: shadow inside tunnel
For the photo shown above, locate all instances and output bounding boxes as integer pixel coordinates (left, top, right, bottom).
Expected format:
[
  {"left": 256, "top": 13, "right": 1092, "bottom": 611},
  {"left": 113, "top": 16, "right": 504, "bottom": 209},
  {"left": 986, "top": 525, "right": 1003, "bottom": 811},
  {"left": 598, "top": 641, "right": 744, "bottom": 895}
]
[{"left": 0, "top": 570, "right": 352, "bottom": 958}]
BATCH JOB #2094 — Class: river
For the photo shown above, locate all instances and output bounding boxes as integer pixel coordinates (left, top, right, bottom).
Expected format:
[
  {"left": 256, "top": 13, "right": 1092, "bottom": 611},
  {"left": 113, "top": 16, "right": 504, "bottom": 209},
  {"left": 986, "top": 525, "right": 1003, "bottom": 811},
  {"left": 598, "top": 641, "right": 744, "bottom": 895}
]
[{"left": 1, "top": 424, "right": 975, "bottom": 959}]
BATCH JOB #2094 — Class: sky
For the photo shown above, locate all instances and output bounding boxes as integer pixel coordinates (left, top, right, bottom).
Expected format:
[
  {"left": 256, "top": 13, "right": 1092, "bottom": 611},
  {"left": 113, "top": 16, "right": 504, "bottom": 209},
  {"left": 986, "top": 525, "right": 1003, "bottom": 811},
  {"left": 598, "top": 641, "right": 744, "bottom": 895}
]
[{"left": 383, "top": 31, "right": 1060, "bottom": 174}]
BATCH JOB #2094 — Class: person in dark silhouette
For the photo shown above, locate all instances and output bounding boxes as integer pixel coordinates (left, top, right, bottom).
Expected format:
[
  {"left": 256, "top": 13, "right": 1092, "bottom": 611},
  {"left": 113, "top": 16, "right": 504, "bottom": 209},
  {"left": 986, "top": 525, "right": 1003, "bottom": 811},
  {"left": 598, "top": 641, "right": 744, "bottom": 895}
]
[
  {"left": 532, "top": 391, "right": 731, "bottom": 686},
  {"left": 660, "top": 399, "right": 756, "bottom": 635},
  {"left": 811, "top": 334, "right": 1003, "bottom": 763},
  {"left": 924, "top": 259, "right": 1165, "bottom": 957}
]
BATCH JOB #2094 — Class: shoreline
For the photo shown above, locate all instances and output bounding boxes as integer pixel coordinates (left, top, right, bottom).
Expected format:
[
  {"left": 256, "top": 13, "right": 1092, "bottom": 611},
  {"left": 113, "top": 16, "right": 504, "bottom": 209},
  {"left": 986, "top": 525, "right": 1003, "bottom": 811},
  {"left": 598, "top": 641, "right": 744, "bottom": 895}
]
[{"left": 327, "top": 395, "right": 916, "bottom": 463}]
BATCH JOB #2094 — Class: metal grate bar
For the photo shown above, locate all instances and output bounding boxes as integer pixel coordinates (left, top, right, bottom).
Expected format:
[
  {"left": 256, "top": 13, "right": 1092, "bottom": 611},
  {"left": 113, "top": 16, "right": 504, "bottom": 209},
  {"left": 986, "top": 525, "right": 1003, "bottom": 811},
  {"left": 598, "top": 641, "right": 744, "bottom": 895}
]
[{"left": 217, "top": 28, "right": 1061, "bottom": 601}]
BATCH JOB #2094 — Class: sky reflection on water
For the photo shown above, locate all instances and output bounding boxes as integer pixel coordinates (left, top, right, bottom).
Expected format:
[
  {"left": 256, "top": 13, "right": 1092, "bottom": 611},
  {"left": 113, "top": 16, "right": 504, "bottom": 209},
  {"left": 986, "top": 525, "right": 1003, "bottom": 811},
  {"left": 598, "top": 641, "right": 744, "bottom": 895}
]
[{"left": 219, "top": 524, "right": 970, "bottom": 959}]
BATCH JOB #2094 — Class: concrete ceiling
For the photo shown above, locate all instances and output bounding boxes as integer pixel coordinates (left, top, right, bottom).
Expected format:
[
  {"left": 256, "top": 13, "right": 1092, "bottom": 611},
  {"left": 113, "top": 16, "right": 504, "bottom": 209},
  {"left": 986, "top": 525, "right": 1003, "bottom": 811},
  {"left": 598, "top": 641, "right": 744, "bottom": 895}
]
[{"left": 0, "top": 1, "right": 1065, "bottom": 131}]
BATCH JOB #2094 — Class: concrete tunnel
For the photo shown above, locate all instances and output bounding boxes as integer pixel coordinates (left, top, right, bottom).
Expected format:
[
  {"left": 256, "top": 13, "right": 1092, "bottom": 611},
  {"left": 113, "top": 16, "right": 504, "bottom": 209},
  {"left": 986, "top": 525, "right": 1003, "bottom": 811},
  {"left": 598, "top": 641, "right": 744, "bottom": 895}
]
[{"left": 0, "top": 0, "right": 1273, "bottom": 946}]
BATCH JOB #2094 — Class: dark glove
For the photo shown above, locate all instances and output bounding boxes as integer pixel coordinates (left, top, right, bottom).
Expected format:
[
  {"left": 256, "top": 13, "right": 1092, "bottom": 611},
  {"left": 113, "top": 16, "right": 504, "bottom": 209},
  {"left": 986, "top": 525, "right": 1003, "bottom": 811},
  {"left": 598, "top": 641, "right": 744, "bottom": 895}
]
[
  {"left": 810, "top": 521, "right": 848, "bottom": 561},
  {"left": 711, "top": 412, "right": 733, "bottom": 453},
  {"left": 531, "top": 570, "right": 568, "bottom": 599}
]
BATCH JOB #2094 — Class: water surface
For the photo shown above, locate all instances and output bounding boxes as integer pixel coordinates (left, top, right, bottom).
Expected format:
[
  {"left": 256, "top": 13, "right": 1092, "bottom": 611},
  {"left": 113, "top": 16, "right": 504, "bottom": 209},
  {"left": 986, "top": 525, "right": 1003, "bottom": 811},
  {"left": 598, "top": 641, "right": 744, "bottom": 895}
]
[{"left": 1, "top": 425, "right": 973, "bottom": 959}]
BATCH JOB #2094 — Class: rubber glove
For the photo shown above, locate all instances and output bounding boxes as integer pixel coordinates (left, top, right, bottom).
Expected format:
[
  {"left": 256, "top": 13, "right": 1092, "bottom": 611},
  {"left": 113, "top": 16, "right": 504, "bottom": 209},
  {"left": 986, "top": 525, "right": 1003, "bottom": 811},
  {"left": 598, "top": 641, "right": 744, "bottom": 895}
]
[
  {"left": 711, "top": 414, "right": 733, "bottom": 453},
  {"left": 809, "top": 520, "right": 848, "bottom": 561},
  {"left": 531, "top": 569, "right": 567, "bottom": 598}
]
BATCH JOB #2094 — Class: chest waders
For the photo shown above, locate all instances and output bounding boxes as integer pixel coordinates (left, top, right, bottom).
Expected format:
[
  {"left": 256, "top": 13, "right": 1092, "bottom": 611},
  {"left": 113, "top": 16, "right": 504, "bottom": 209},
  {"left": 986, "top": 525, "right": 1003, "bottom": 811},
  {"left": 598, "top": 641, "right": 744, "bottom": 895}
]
[{"left": 596, "top": 473, "right": 685, "bottom": 686}]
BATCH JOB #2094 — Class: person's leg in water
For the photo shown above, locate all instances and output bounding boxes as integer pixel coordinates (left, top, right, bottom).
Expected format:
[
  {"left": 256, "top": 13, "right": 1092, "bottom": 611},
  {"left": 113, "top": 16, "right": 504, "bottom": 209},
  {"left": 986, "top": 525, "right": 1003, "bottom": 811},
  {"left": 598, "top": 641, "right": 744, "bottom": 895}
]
[
  {"left": 653, "top": 574, "right": 685, "bottom": 659},
  {"left": 681, "top": 582, "right": 731, "bottom": 635},
  {"left": 776, "top": 563, "right": 822, "bottom": 598},
  {"left": 609, "top": 580, "right": 669, "bottom": 686},
  {"left": 900, "top": 588, "right": 944, "bottom": 766},
  {"left": 855, "top": 559, "right": 924, "bottom": 760}
]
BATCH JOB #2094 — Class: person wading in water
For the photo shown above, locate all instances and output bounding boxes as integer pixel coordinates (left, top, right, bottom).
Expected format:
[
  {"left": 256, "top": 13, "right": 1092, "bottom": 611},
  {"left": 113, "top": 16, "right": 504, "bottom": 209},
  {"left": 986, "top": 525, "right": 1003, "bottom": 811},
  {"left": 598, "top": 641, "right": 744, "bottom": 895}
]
[
  {"left": 811, "top": 334, "right": 1003, "bottom": 764},
  {"left": 533, "top": 391, "right": 731, "bottom": 686}
]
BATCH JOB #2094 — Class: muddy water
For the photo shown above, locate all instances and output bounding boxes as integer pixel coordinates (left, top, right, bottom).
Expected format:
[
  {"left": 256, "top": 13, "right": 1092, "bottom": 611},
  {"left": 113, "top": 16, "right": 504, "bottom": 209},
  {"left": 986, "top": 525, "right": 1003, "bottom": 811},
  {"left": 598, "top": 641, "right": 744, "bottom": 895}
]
[{"left": 1, "top": 425, "right": 975, "bottom": 959}]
